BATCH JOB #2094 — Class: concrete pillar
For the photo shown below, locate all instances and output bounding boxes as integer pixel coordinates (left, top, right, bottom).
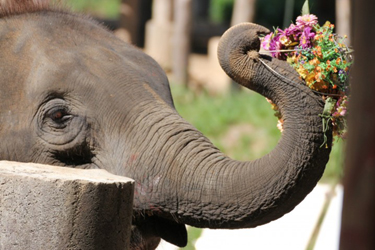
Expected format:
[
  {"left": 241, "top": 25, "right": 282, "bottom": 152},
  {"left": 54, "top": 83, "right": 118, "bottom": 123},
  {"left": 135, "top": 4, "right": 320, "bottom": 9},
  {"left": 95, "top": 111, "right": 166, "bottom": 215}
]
[
  {"left": 205, "top": 36, "right": 231, "bottom": 94},
  {"left": 230, "top": 0, "right": 257, "bottom": 92},
  {"left": 231, "top": 0, "right": 257, "bottom": 26},
  {"left": 335, "top": 0, "right": 351, "bottom": 45},
  {"left": 144, "top": 0, "right": 174, "bottom": 70},
  {"left": 172, "top": 0, "right": 192, "bottom": 85},
  {"left": 0, "top": 161, "right": 134, "bottom": 250}
]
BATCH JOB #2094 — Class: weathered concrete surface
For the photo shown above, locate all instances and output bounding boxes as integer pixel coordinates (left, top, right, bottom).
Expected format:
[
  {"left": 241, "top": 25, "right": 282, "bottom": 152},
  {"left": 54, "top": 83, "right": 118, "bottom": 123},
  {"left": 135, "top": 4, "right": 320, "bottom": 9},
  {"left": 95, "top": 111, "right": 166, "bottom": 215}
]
[{"left": 0, "top": 161, "right": 134, "bottom": 250}]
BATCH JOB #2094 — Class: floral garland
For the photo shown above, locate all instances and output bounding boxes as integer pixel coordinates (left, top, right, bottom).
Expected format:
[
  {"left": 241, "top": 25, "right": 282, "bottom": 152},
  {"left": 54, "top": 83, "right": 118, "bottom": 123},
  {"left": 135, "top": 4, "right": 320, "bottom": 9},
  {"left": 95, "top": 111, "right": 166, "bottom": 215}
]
[{"left": 260, "top": 10, "right": 352, "bottom": 145}]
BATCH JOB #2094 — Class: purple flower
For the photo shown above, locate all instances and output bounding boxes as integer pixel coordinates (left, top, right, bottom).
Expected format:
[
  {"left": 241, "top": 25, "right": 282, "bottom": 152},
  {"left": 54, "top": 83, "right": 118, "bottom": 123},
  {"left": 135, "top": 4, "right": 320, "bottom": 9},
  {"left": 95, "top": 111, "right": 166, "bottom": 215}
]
[
  {"left": 285, "top": 23, "right": 301, "bottom": 39},
  {"left": 299, "top": 26, "right": 315, "bottom": 49},
  {"left": 296, "top": 14, "right": 318, "bottom": 28}
]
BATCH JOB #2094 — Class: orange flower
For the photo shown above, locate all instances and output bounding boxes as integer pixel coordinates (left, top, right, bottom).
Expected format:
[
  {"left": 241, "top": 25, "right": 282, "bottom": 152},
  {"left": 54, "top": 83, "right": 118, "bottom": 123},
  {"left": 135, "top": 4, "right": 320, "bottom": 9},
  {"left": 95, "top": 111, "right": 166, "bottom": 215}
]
[
  {"left": 336, "top": 58, "right": 341, "bottom": 64},
  {"left": 297, "top": 66, "right": 309, "bottom": 79},
  {"left": 305, "top": 72, "right": 315, "bottom": 86},
  {"left": 309, "top": 58, "right": 320, "bottom": 66},
  {"left": 315, "top": 73, "right": 322, "bottom": 82}
]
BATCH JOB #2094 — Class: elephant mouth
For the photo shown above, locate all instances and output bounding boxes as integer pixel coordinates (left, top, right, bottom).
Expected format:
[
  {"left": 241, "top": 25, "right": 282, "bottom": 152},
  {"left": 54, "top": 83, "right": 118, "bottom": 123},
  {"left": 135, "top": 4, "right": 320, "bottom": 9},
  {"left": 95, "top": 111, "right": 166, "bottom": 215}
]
[{"left": 132, "top": 214, "right": 188, "bottom": 248}]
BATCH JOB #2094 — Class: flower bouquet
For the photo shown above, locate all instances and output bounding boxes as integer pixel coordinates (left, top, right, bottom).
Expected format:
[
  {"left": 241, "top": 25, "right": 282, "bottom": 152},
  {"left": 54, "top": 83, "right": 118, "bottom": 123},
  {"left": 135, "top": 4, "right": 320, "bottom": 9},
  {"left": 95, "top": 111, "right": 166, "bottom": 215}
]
[{"left": 260, "top": 1, "right": 352, "bottom": 145}]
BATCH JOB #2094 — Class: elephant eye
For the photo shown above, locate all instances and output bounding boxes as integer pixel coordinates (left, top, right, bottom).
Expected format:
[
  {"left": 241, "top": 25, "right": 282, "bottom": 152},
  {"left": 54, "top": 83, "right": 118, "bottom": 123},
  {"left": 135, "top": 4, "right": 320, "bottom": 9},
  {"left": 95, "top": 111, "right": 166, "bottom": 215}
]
[{"left": 46, "top": 107, "right": 72, "bottom": 125}]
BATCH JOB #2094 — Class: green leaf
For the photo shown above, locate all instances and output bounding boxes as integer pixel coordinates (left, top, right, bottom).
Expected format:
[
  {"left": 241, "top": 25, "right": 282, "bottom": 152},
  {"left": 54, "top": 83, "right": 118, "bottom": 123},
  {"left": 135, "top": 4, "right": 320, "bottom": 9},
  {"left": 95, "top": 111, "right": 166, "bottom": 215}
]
[
  {"left": 301, "top": 0, "right": 310, "bottom": 15},
  {"left": 322, "top": 97, "right": 336, "bottom": 116}
]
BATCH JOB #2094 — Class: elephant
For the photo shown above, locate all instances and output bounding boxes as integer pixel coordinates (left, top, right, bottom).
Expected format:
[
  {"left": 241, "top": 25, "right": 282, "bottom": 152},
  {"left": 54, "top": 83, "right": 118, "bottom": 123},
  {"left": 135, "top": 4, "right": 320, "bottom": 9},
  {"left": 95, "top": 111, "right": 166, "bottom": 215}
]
[{"left": 0, "top": 1, "right": 331, "bottom": 249}]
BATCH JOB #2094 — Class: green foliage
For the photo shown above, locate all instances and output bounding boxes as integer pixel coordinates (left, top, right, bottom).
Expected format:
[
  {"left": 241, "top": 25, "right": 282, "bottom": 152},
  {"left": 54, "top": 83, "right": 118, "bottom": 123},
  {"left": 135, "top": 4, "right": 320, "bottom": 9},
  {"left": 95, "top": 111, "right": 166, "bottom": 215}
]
[
  {"left": 63, "top": 0, "right": 120, "bottom": 18},
  {"left": 182, "top": 227, "right": 204, "bottom": 250},
  {"left": 209, "top": 0, "right": 234, "bottom": 24}
]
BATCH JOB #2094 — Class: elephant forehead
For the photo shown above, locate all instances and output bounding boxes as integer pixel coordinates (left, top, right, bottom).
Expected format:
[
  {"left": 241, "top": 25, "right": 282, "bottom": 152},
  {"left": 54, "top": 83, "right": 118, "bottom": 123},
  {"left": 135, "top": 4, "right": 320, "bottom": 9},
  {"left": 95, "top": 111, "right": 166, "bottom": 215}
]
[{"left": 0, "top": 12, "right": 173, "bottom": 108}]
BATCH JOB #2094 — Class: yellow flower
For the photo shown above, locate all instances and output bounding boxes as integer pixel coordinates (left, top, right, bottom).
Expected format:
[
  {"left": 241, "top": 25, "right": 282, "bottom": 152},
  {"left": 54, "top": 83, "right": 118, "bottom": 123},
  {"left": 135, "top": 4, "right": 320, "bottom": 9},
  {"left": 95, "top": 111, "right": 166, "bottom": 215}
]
[
  {"left": 297, "top": 66, "right": 309, "bottom": 79},
  {"left": 280, "top": 35, "right": 292, "bottom": 46},
  {"left": 323, "top": 21, "right": 331, "bottom": 26},
  {"left": 305, "top": 72, "right": 315, "bottom": 86}
]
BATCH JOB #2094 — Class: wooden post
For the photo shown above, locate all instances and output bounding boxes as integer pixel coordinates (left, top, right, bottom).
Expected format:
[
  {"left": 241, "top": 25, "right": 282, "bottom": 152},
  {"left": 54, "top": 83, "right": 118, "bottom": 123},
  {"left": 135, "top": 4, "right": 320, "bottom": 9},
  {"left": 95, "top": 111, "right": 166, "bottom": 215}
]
[
  {"left": 172, "top": 0, "right": 192, "bottom": 85},
  {"left": 340, "top": 0, "right": 375, "bottom": 249}
]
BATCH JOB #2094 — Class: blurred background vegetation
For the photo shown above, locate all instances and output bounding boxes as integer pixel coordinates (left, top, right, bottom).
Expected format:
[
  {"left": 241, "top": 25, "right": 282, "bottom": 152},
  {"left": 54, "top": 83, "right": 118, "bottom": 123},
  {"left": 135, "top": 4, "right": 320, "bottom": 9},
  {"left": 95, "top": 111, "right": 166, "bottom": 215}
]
[{"left": 64, "top": 0, "right": 336, "bottom": 30}]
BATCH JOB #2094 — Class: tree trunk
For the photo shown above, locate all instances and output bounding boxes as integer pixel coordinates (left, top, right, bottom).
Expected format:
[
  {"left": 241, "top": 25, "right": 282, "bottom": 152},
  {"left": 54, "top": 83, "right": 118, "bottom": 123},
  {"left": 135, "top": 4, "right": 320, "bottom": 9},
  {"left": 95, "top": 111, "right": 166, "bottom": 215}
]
[{"left": 340, "top": 0, "right": 375, "bottom": 249}]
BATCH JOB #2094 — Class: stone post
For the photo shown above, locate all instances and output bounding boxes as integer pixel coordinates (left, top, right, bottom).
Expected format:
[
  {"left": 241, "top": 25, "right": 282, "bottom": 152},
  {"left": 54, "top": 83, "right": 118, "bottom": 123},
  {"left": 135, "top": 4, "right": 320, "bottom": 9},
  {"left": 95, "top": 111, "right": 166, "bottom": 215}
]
[
  {"left": 144, "top": 0, "right": 174, "bottom": 70},
  {"left": 0, "top": 161, "right": 134, "bottom": 250}
]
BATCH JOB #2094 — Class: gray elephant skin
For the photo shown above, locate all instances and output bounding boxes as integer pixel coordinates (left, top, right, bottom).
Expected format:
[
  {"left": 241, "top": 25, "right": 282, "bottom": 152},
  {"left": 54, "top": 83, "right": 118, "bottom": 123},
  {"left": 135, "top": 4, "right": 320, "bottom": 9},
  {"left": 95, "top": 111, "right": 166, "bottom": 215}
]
[{"left": 0, "top": 1, "right": 332, "bottom": 249}]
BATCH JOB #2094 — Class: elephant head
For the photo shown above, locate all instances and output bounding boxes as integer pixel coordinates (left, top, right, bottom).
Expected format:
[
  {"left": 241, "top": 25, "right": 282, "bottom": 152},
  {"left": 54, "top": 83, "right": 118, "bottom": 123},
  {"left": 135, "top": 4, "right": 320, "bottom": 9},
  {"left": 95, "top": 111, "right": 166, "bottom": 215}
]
[{"left": 0, "top": 2, "right": 331, "bottom": 249}]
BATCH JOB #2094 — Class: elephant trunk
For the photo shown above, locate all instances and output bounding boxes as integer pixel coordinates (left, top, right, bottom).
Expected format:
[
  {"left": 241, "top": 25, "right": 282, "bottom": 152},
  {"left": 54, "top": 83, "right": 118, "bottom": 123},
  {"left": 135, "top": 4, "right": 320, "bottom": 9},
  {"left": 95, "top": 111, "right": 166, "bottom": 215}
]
[{"left": 132, "top": 23, "right": 331, "bottom": 229}]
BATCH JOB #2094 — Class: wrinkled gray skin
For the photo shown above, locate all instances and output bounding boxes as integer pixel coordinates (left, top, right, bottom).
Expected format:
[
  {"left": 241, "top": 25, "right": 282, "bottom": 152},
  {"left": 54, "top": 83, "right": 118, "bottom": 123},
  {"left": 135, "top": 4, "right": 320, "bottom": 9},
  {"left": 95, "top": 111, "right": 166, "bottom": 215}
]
[{"left": 0, "top": 5, "right": 331, "bottom": 250}]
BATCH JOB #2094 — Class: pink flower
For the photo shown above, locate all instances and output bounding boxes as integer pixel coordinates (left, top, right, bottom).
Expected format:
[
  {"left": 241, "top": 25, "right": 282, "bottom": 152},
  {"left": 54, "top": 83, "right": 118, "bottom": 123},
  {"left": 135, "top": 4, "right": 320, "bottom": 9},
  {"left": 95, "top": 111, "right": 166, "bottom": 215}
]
[
  {"left": 269, "top": 33, "right": 284, "bottom": 59},
  {"left": 296, "top": 14, "right": 318, "bottom": 28},
  {"left": 261, "top": 33, "right": 273, "bottom": 50}
]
